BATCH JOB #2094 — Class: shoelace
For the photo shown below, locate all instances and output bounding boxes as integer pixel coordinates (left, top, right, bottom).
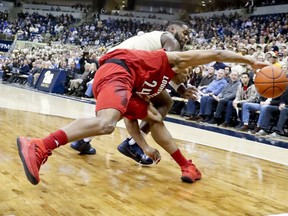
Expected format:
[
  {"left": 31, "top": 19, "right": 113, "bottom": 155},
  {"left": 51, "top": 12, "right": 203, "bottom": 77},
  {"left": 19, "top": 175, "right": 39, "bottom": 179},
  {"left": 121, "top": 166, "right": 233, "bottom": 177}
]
[
  {"left": 34, "top": 145, "right": 52, "bottom": 167},
  {"left": 130, "top": 145, "right": 143, "bottom": 158},
  {"left": 181, "top": 160, "right": 195, "bottom": 171}
]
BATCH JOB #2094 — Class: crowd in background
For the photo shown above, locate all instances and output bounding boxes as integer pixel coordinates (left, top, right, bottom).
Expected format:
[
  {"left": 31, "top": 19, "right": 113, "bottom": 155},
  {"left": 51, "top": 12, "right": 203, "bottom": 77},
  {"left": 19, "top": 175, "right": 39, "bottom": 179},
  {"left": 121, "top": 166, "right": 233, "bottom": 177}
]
[{"left": 0, "top": 7, "right": 287, "bottom": 138}]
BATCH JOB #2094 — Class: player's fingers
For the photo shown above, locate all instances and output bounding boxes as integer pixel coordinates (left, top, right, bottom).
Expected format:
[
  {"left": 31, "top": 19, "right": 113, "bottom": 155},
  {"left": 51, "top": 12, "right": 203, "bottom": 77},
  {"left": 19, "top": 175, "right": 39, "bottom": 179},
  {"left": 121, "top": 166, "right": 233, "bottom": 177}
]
[
  {"left": 154, "top": 150, "right": 161, "bottom": 164},
  {"left": 191, "top": 93, "right": 198, "bottom": 100},
  {"left": 155, "top": 158, "right": 161, "bottom": 164}
]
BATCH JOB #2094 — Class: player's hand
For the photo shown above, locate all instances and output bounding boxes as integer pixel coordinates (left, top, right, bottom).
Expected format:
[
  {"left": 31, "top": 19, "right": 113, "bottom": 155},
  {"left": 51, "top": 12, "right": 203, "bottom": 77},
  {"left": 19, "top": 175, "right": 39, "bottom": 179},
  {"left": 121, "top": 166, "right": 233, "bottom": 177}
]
[
  {"left": 183, "top": 86, "right": 198, "bottom": 101},
  {"left": 144, "top": 147, "right": 161, "bottom": 164}
]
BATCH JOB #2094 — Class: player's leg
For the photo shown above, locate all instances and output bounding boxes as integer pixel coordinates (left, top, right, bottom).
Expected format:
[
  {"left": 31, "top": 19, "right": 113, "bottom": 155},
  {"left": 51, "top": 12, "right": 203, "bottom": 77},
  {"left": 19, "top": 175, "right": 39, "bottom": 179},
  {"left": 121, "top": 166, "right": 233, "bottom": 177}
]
[
  {"left": 71, "top": 63, "right": 134, "bottom": 155},
  {"left": 147, "top": 105, "right": 201, "bottom": 183},
  {"left": 17, "top": 65, "right": 133, "bottom": 185},
  {"left": 17, "top": 108, "right": 122, "bottom": 185},
  {"left": 118, "top": 91, "right": 173, "bottom": 165}
]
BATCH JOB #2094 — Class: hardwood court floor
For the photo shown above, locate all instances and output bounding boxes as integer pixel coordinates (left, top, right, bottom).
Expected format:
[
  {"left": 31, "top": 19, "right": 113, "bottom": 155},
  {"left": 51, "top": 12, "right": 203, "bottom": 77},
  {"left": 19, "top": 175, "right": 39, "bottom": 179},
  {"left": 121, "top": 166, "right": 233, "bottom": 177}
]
[{"left": 0, "top": 107, "right": 287, "bottom": 216}]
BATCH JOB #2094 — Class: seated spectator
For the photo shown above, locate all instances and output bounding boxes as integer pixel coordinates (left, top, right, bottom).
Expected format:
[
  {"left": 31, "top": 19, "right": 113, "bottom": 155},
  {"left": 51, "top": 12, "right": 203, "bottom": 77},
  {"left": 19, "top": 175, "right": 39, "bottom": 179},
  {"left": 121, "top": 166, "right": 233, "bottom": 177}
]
[
  {"left": 78, "top": 52, "right": 90, "bottom": 74},
  {"left": 269, "top": 106, "right": 288, "bottom": 138},
  {"left": 237, "top": 97, "right": 271, "bottom": 132},
  {"left": 19, "top": 59, "right": 31, "bottom": 74},
  {"left": 72, "top": 63, "right": 97, "bottom": 97},
  {"left": 64, "top": 62, "right": 81, "bottom": 92},
  {"left": 27, "top": 60, "right": 42, "bottom": 87},
  {"left": 277, "top": 53, "right": 285, "bottom": 66},
  {"left": 212, "top": 61, "right": 228, "bottom": 70},
  {"left": 207, "top": 70, "right": 240, "bottom": 125},
  {"left": 194, "top": 69, "right": 227, "bottom": 122},
  {"left": 188, "top": 66, "right": 203, "bottom": 88},
  {"left": 252, "top": 88, "right": 288, "bottom": 136},
  {"left": 269, "top": 53, "right": 282, "bottom": 68},
  {"left": 224, "top": 66, "right": 231, "bottom": 82},
  {"left": 84, "top": 78, "right": 94, "bottom": 98},
  {"left": 8, "top": 59, "right": 31, "bottom": 83},
  {"left": 1, "top": 59, "right": 12, "bottom": 81},
  {"left": 68, "top": 62, "right": 91, "bottom": 95},
  {"left": 87, "top": 53, "right": 99, "bottom": 69},
  {"left": 220, "top": 72, "right": 259, "bottom": 127},
  {"left": 185, "top": 66, "right": 215, "bottom": 119}
]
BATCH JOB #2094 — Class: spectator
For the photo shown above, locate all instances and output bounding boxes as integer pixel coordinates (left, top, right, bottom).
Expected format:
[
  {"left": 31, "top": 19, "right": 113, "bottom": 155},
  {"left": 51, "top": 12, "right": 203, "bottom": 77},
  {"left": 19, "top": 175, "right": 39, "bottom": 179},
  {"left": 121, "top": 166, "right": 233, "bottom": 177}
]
[
  {"left": 27, "top": 60, "right": 42, "bottom": 87},
  {"left": 221, "top": 72, "right": 259, "bottom": 127},
  {"left": 238, "top": 97, "right": 271, "bottom": 132},
  {"left": 268, "top": 106, "right": 288, "bottom": 138},
  {"left": 187, "top": 66, "right": 203, "bottom": 88},
  {"left": 72, "top": 63, "right": 97, "bottom": 97},
  {"left": 253, "top": 88, "right": 288, "bottom": 136},
  {"left": 207, "top": 70, "right": 240, "bottom": 125},
  {"left": 78, "top": 52, "right": 89, "bottom": 74},
  {"left": 212, "top": 61, "right": 228, "bottom": 70},
  {"left": 185, "top": 67, "right": 216, "bottom": 119},
  {"left": 224, "top": 66, "right": 231, "bottom": 82},
  {"left": 194, "top": 69, "right": 227, "bottom": 122},
  {"left": 269, "top": 53, "right": 282, "bottom": 68},
  {"left": 68, "top": 62, "right": 91, "bottom": 95}
]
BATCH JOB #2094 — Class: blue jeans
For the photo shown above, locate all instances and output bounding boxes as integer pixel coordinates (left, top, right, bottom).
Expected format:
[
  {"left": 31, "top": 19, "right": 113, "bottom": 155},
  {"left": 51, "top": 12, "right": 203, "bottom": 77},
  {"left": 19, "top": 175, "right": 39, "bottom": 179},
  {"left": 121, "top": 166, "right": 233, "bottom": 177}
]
[
  {"left": 224, "top": 100, "right": 239, "bottom": 123},
  {"left": 186, "top": 99, "right": 199, "bottom": 116},
  {"left": 85, "top": 81, "right": 94, "bottom": 97},
  {"left": 214, "top": 98, "right": 230, "bottom": 119},
  {"left": 242, "top": 102, "right": 261, "bottom": 124},
  {"left": 242, "top": 102, "right": 278, "bottom": 129},
  {"left": 199, "top": 95, "right": 216, "bottom": 116},
  {"left": 258, "top": 105, "right": 279, "bottom": 129},
  {"left": 27, "top": 74, "right": 34, "bottom": 87},
  {"left": 274, "top": 107, "right": 288, "bottom": 134}
]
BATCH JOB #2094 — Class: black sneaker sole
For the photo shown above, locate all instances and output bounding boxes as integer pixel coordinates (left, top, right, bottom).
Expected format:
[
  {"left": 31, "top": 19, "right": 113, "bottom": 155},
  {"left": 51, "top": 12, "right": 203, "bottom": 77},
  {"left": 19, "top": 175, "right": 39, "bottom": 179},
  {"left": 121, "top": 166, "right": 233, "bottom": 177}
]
[
  {"left": 181, "top": 176, "right": 195, "bottom": 183},
  {"left": 70, "top": 142, "right": 96, "bottom": 155}
]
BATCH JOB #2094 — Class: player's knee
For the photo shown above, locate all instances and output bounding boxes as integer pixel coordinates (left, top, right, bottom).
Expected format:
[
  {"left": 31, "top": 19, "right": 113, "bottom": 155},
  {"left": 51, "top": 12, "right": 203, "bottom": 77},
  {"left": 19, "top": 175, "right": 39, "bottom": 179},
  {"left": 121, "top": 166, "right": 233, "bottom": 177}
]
[{"left": 98, "top": 120, "right": 116, "bottom": 134}]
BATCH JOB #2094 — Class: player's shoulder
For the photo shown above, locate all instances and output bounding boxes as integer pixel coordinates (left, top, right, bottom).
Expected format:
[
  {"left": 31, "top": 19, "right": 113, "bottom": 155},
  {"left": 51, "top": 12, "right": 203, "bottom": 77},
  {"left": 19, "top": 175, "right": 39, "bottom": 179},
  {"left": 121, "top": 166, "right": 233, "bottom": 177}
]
[{"left": 161, "top": 31, "right": 177, "bottom": 42}]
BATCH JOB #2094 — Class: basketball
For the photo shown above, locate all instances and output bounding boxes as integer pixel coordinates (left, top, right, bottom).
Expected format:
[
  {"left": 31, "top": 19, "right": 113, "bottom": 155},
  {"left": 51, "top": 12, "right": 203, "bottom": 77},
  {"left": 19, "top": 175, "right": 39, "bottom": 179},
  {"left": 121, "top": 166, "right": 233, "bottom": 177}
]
[{"left": 254, "top": 65, "right": 288, "bottom": 98}]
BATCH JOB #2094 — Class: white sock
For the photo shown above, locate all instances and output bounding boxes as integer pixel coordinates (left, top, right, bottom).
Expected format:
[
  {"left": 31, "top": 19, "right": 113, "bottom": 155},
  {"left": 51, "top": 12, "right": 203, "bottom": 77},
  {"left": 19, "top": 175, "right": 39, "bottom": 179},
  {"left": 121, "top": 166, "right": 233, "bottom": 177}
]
[
  {"left": 83, "top": 137, "right": 92, "bottom": 142},
  {"left": 128, "top": 138, "right": 136, "bottom": 145},
  {"left": 128, "top": 132, "right": 146, "bottom": 145}
]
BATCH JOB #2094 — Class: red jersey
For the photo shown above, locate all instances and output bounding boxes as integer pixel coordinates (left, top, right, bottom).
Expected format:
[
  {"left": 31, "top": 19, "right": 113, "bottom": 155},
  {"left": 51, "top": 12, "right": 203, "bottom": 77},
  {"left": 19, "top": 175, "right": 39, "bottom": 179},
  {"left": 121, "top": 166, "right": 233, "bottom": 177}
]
[{"left": 99, "top": 49, "right": 175, "bottom": 100}]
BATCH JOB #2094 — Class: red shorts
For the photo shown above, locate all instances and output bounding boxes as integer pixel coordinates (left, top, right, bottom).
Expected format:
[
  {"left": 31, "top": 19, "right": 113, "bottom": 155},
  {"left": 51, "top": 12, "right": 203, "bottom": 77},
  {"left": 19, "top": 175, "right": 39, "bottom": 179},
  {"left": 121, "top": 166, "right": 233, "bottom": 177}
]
[
  {"left": 125, "top": 94, "right": 148, "bottom": 120},
  {"left": 93, "top": 63, "right": 148, "bottom": 119}
]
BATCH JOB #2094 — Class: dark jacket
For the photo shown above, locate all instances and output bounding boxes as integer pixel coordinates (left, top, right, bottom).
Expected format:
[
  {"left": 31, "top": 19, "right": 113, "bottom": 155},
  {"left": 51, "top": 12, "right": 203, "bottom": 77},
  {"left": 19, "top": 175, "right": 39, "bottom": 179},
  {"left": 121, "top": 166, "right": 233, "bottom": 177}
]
[{"left": 270, "top": 89, "right": 288, "bottom": 106}]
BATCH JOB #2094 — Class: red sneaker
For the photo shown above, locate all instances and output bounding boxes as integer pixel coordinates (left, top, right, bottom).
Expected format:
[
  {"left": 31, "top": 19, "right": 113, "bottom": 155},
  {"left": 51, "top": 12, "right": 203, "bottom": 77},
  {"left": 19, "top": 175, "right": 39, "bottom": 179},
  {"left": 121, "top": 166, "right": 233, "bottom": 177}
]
[
  {"left": 180, "top": 160, "right": 202, "bottom": 183},
  {"left": 17, "top": 137, "right": 51, "bottom": 185}
]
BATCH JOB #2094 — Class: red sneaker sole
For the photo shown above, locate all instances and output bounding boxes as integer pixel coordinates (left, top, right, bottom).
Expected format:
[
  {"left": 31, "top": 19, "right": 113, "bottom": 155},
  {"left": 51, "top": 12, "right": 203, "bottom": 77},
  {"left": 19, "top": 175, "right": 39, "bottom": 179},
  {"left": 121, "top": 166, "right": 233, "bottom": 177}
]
[{"left": 17, "top": 137, "right": 39, "bottom": 185}]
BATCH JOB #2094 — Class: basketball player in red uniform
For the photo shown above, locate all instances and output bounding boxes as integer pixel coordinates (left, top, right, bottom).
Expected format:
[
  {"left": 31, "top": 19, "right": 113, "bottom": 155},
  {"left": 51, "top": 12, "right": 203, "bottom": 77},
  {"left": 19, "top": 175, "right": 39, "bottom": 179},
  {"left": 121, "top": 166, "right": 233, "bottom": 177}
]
[
  {"left": 17, "top": 48, "right": 267, "bottom": 185},
  {"left": 70, "top": 21, "right": 197, "bottom": 166}
]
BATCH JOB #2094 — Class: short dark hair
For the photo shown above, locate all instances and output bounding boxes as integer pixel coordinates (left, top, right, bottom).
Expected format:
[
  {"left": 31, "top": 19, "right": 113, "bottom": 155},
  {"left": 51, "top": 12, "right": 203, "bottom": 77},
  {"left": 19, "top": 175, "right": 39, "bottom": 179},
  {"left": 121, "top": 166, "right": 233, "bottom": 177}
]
[
  {"left": 241, "top": 72, "right": 250, "bottom": 78},
  {"left": 168, "top": 20, "right": 189, "bottom": 28}
]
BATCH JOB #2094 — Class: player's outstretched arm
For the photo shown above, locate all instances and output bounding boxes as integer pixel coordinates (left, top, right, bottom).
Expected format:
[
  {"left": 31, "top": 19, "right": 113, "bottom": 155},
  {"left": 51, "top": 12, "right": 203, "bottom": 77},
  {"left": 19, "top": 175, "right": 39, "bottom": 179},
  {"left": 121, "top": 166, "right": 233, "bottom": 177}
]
[{"left": 166, "top": 50, "right": 268, "bottom": 71}]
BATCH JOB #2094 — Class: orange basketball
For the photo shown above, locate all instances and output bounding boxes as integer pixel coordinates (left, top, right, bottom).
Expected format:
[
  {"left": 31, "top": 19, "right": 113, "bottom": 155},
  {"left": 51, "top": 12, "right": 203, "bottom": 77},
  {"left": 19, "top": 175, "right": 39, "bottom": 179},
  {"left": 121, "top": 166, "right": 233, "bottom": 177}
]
[{"left": 254, "top": 65, "right": 288, "bottom": 98}]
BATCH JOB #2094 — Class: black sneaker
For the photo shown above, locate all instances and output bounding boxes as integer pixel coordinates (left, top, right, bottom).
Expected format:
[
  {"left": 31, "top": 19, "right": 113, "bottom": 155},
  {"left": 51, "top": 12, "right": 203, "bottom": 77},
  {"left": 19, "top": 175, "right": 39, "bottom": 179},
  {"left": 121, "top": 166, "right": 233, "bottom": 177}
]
[
  {"left": 207, "top": 118, "right": 217, "bottom": 124},
  {"left": 117, "top": 138, "right": 153, "bottom": 165},
  {"left": 70, "top": 139, "right": 96, "bottom": 155}
]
